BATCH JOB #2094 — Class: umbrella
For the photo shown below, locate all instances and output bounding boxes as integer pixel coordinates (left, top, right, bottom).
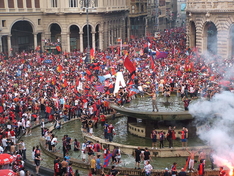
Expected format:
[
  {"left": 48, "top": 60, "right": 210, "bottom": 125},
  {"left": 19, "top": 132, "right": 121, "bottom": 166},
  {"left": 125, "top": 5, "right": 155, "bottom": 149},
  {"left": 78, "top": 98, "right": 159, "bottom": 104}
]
[
  {"left": 0, "top": 154, "right": 14, "bottom": 165},
  {"left": 43, "top": 59, "right": 52, "bottom": 64},
  {"left": 0, "top": 169, "right": 16, "bottom": 176}
]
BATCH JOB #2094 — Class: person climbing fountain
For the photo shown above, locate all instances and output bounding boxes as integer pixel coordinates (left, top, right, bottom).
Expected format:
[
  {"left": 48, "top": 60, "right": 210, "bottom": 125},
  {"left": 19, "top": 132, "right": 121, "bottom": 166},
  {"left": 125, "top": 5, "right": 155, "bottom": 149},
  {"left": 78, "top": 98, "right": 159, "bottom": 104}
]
[
  {"left": 147, "top": 89, "right": 159, "bottom": 112},
  {"left": 164, "top": 84, "right": 171, "bottom": 104}
]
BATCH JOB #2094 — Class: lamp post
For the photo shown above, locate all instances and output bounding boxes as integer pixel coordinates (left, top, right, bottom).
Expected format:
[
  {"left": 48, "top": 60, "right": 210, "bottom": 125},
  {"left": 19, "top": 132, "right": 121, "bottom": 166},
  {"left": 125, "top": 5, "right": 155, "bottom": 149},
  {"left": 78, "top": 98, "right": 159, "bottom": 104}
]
[{"left": 80, "top": 0, "right": 94, "bottom": 63}]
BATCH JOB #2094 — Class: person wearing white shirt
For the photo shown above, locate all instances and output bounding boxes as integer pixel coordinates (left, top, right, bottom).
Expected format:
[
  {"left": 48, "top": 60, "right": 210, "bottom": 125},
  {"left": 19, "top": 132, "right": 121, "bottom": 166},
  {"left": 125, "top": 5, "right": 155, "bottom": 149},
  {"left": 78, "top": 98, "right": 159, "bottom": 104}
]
[
  {"left": 51, "top": 135, "right": 58, "bottom": 152},
  {"left": 25, "top": 119, "right": 31, "bottom": 136}
]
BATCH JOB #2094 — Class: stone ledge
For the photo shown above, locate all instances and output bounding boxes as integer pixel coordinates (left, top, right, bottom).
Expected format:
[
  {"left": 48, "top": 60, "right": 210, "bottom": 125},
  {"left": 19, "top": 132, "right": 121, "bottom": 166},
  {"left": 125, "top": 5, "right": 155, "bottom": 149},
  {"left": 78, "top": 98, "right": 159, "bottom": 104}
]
[{"left": 40, "top": 118, "right": 220, "bottom": 175}]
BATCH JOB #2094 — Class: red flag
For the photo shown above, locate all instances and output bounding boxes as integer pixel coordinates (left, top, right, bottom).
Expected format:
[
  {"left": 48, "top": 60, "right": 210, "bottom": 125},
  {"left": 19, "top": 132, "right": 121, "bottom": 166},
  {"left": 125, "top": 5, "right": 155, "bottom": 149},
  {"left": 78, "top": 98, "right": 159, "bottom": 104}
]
[
  {"left": 57, "top": 65, "right": 63, "bottom": 72},
  {"left": 56, "top": 46, "right": 61, "bottom": 52},
  {"left": 75, "top": 77, "right": 79, "bottom": 86},
  {"left": 86, "top": 69, "right": 91, "bottom": 76},
  {"left": 90, "top": 48, "right": 94, "bottom": 59},
  {"left": 63, "top": 79, "right": 68, "bottom": 87},
  {"left": 52, "top": 76, "right": 56, "bottom": 85},
  {"left": 150, "top": 56, "right": 155, "bottom": 70},
  {"left": 111, "top": 68, "right": 116, "bottom": 75},
  {"left": 124, "top": 56, "right": 136, "bottom": 74}
]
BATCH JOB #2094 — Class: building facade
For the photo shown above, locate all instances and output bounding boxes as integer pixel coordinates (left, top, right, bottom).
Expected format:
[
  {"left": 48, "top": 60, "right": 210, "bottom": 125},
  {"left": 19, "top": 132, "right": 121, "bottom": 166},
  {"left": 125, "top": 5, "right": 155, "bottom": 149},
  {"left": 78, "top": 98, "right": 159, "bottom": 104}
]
[
  {"left": 186, "top": 0, "right": 234, "bottom": 58},
  {"left": 176, "top": 0, "right": 186, "bottom": 27},
  {"left": 0, "top": 0, "right": 128, "bottom": 54},
  {"left": 127, "top": 0, "right": 147, "bottom": 38}
]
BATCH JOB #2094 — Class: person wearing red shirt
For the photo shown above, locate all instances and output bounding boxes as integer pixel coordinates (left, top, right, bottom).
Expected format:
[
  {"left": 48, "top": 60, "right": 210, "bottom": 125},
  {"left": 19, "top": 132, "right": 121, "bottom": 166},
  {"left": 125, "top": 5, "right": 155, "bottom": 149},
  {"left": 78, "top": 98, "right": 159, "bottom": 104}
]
[
  {"left": 219, "top": 167, "right": 226, "bottom": 176},
  {"left": 197, "top": 160, "right": 205, "bottom": 176}
]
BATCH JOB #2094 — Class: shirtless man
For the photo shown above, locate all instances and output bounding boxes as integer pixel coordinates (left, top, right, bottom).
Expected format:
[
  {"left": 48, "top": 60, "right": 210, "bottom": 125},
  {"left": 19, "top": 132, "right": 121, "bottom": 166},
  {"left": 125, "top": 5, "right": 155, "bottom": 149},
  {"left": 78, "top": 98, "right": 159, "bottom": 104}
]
[
  {"left": 186, "top": 148, "right": 198, "bottom": 172},
  {"left": 147, "top": 90, "right": 159, "bottom": 112},
  {"left": 198, "top": 150, "right": 206, "bottom": 164}
]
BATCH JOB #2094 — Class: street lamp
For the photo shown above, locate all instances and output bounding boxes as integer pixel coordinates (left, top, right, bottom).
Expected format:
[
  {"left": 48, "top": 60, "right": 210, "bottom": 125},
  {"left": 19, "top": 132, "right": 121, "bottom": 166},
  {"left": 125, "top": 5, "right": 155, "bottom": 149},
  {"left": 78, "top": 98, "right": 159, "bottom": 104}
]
[{"left": 79, "top": 0, "right": 95, "bottom": 63}]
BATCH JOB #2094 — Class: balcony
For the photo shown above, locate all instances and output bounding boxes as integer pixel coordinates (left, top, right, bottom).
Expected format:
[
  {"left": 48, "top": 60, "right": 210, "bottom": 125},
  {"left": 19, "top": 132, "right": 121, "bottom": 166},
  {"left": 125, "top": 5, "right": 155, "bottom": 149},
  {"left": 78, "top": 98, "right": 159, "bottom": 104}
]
[{"left": 186, "top": 0, "right": 234, "bottom": 12}]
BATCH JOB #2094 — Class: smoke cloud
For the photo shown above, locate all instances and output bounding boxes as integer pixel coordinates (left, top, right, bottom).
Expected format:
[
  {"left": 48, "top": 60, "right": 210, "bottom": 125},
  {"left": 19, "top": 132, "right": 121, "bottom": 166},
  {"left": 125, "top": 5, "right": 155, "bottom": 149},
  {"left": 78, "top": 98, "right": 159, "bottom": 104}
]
[{"left": 189, "top": 91, "right": 234, "bottom": 171}]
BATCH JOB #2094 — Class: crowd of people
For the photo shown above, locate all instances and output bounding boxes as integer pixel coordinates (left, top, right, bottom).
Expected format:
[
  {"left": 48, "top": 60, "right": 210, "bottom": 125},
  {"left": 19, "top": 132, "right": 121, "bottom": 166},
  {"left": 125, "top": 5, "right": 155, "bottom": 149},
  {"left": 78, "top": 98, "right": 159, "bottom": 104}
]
[{"left": 0, "top": 26, "right": 233, "bottom": 175}]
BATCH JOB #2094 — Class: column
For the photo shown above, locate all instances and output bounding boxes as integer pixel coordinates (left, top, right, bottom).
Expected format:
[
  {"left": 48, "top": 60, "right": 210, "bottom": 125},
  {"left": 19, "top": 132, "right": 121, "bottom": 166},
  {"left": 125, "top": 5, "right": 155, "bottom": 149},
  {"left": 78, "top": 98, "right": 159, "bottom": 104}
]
[
  {"left": 0, "top": 35, "right": 2, "bottom": 53},
  {"left": 79, "top": 32, "right": 84, "bottom": 52},
  {"left": 99, "top": 31, "right": 103, "bottom": 51},
  {"left": 111, "top": 29, "right": 114, "bottom": 45},
  {"left": 67, "top": 33, "right": 70, "bottom": 52},
  {"left": 4, "top": 0, "right": 9, "bottom": 11},
  {"left": 7, "top": 35, "right": 12, "bottom": 56},
  {"left": 33, "top": 33, "right": 38, "bottom": 50},
  {"left": 127, "top": 18, "right": 130, "bottom": 41},
  {"left": 61, "top": 33, "right": 67, "bottom": 52},
  {"left": 92, "top": 32, "right": 95, "bottom": 52},
  {"left": 23, "top": 0, "right": 26, "bottom": 9},
  {"left": 31, "top": 0, "right": 35, "bottom": 11},
  {"left": 41, "top": 32, "right": 45, "bottom": 52},
  {"left": 14, "top": 0, "right": 18, "bottom": 10}
]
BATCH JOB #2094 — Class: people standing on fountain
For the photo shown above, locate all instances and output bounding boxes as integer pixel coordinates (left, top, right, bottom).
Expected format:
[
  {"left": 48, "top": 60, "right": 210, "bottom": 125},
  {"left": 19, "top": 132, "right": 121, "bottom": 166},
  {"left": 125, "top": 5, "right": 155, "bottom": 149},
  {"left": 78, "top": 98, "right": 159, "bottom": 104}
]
[
  {"left": 219, "top": 167, "right": 226, "bottom": 176},
  {"left": 159, "top": 130, "right": 165, "bottom": 149},
  {"left": 51, "top": 135, "right": 58, "bottom": 152},
  {"left": 182, "top": 96, "right": 191, "bottom": 111},
  {"left": 164, "top": 84, "right": 171, "bottom": 103},
  {"left": 186, "top": 148, "right": 198, "bottom": 172},
  {"left": 197, "top": 159, "right": 205, "bottom": 176},
  {"left": 61, "top": 158, "right": 68, "bottom": 175},
  {"left": 189, "top": 85, "right": 195, "bottom": 99},
  {"left": 81, "top": 140, "right": 87, "bottom": 162},
  {"left": 167, "top": 126, "right": 175, "bottom": 149},
  {"left": 147, "top": 90, "right": 159, "bottom": 112},
  {"left": 103, "top": 121, "right": 109, "bottom": 142},
  {"left": 150, "top": 130, "right": 158, "bottom": 149},
  {"left": 107, "top": 123, "right": 115, "bottom": 142},
  {"left": 178, "top": 168, "right": 187, "bottom": 176},
  {"left": 142, "top": 160, "right": 153, "bottom": 176},
  {"left": 209, "top": 149, "right": 214, "bottom": 170},
  {"left": 18, "top": 140, "right": 26, "bottom": 160},
  {"left": 34, "top": 145, "right": 42, "bottom": 175},
  {"left": 198, "top": 150, "right": 206, "bottom": 164},
  {"left": 135, "top": 147, "right": 141, "bottom": 169},
  {"left": 40, "top": 119, "right": 45, "bottom": 137},
  {"left": 171, "top": 162, "right": 177, "bottom": 176},
  {"left": 73, "top": 139, "right": 80, "bottom": 152},
  {"left": 163, "top": 168, "right": 170, "bottom": 176},
  {"left": 90, "top": 155, "right": 96, "bottom": 175},
  {"left": 88, "top": 120, "right": 94, "bottom": 136},
  {"left": 181, "top": 127, "right": 188, "bottom": 148},
  {"left": 143, "top": 148, "right": 151, "bottom": 166}
]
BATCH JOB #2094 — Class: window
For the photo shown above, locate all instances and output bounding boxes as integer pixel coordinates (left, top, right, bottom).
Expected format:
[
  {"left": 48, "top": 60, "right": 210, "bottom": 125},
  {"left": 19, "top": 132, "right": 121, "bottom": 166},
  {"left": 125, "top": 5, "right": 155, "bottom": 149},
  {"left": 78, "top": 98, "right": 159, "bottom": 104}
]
[
  {"left": 2, "top": 20, "right": 6, "bottom": 27},
  {"left": 38, "top": 19, "right": 41, "bottom": 25},
  {"left": 51, "top": 0, "right": 57, "bottom": 7},
  {"left": 0, "top": 1, "right": 4, "bottom": 8},
  {"left": 8, "top": 0, "right": 14, "bottom": 8},
  {"left": 69, "top": 0, "right": 77, "bottom": 7},
  {"left": 18, "top": 0, "right": 23, "bottom": 8},
  {"left": 26, "top": 0, "right": 32, "bottom": 8},
  {"left": 35, "top": 0, "right": 40, "bottom": 8}
]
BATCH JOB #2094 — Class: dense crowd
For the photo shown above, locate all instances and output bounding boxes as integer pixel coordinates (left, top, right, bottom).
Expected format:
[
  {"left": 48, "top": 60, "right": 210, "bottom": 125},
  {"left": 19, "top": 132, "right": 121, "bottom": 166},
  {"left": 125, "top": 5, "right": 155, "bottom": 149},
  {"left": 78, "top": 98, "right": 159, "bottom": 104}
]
[{"left": 0, "top": 27, "right": 233, "bottom": 175}]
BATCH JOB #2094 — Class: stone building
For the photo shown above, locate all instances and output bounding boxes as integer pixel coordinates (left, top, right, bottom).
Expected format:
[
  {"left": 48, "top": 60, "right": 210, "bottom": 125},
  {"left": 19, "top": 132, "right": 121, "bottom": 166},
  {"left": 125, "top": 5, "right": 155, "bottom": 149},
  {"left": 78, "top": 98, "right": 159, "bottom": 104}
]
[
  {"left": 186, "top": 0, "right": 234, "bottom": 58},
  {"left": 0, "top": 0, "right": 128, "bottom": 54},
  {"left": 127, "top": 0, "right": 147, "bottom": 38}
]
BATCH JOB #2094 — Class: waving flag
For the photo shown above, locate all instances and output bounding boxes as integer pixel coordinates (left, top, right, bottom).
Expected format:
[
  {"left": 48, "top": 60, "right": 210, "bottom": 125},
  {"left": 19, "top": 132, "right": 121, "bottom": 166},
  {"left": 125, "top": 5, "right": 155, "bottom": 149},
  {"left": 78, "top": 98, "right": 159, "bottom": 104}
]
[
  {"left": 95, "top": 85, "right": 105, "bottom": 92},
  {"left": 103, "top": 153, "right": 112, "bottom": 168},
  {"left": 124, "top": 56, "right": 136, "bottom": 74},
  {"left": 57, "top": 65, "right": 63, "bottom": 73},
  {"left": 150, "top": 55, "right": 155, "bottom": 70}
]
